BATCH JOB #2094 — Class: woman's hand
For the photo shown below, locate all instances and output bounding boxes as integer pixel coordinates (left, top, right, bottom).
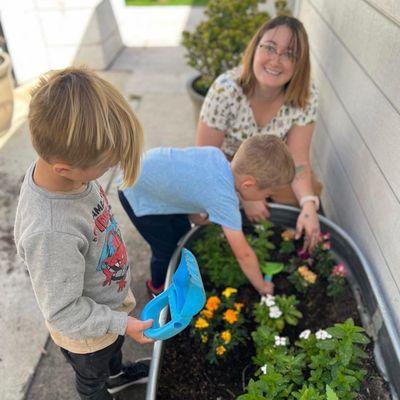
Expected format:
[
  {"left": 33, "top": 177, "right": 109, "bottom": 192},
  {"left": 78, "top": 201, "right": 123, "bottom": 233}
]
[
  {"left": 295, "top": 202, "right": 320, "bottom": 252},
  {"left": 242, "top": 199, "right": 270, "bottom": 222}
]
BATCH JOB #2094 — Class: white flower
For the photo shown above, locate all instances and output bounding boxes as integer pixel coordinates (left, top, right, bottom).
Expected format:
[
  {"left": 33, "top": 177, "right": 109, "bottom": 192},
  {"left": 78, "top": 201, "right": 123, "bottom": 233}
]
[
  {"left": 260, "top": 296, "right": 268, "bottom": 306},
  {"left": 260, "top": 364, "right": 267, "bottom": 374},
  {"left": 256, "top": 224, "right": 265, "bottom": 232},
  {"left": 265, "top": 294, "right": 276, "bottom": 307},
  {"left": 269, "top": 306, "right": 282, "bottom": 319},
  {"left": 260, "top": 294, "right": 276, "bottom": 307},
  {"left": 299, "top": 329, "right": 311, "bottom": 340},
  {"left": 315, "top": 329, "right": 332, "bottom": 340},
  {"left": 274, "top": 335, "right": 287, "bottom": 346}
]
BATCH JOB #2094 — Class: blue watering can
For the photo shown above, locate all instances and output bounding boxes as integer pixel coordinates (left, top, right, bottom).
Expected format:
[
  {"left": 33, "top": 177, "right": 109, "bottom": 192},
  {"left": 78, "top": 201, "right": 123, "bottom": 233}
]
[{"left": 140, "top": 248, "right": 206, "bottom": 340}]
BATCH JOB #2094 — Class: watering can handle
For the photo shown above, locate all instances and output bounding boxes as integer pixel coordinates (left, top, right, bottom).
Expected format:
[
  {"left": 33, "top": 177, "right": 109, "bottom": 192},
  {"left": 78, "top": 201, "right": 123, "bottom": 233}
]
[{"left": 141, "top": 289, "right": 169, "bottom": 325}]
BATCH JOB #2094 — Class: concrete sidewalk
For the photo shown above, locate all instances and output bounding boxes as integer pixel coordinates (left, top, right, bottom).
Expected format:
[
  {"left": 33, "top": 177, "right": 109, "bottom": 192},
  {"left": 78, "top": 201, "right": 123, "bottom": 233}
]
[{"left": 1, "top": 6, "right": 202, "bottom": 400}]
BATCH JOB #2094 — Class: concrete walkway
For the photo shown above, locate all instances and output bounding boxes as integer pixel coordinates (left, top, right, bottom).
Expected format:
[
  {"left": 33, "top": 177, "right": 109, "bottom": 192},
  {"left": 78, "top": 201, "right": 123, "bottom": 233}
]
[{"left": 1, "top": 6, "right": 203, "bottom": 400}]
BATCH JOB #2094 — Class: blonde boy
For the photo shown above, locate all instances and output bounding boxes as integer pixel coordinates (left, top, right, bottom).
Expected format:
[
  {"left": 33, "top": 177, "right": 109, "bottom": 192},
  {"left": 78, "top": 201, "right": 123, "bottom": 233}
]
[
  {"left": 119, "top": 135, "right": 295, "bottom": 296},
  {"left": 14, "top": 67, "right": 153, "bottom": 400}
]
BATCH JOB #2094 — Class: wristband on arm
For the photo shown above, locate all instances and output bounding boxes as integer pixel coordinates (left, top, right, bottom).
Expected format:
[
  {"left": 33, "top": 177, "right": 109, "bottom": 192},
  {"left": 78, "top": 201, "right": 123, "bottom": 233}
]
[{"left": 299, "top": 195, "right": 320, "bottom": 211}]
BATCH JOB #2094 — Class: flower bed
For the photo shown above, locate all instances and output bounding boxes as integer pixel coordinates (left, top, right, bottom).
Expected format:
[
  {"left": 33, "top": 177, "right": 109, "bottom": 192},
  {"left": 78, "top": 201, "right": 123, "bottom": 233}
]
[{"left": 155, "top": 215, "right": 393, "bottom": 400}]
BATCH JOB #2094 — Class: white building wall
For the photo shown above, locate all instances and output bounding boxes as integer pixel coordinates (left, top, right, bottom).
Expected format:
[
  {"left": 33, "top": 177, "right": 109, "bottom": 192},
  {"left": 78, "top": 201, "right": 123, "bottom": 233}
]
[
  {"left": 0, "top": 0, "right": 123, "bottom": 84},
  {"left": 298, "top": 0, "right": 400, "bottom": 331}
]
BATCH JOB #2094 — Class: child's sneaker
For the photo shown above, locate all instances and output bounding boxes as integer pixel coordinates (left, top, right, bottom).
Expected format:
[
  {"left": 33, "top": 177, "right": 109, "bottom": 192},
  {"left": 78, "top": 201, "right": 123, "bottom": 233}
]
[
  {"left": 106, "top": 358, "right": 151, "bottom": 394},
  {"left": 146, "top": 279, "right": 164, "bottom": 298}
]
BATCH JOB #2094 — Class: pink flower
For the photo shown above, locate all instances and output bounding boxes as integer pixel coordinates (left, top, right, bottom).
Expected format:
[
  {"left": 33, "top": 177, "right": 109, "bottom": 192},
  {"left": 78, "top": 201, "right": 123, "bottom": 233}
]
[
  {"left": 297, "top": 248, "right": 310, "bottom": 260},
  {"left": 322, "top": 242, "right": 331, "bottom": 250},
  {"left": 319, "top": 232, "right": 331, "bottom": 241},
  {"left": 332, "top": 263, "right": 346, "bottom": 277}
]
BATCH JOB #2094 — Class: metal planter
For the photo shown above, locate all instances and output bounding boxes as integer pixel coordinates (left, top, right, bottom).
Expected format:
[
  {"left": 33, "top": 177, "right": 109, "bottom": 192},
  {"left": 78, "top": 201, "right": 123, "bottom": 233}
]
[{"left": 146, "top": 204, "right": 400, "bottom": 399}]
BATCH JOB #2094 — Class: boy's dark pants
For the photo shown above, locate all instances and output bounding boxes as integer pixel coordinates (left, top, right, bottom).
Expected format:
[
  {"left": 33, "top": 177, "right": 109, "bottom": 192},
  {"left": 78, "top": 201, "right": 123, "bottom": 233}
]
[
  {"left": 118, "top": 191, "right": 191, "bottom": 288},
  {"left": 60, "top": 335, "right": 124, "bottom": 400}
]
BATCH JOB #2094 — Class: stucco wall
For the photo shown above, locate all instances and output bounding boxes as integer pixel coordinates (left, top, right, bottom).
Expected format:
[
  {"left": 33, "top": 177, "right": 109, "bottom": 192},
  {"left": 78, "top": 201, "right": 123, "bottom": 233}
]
[
  {"left": 298, "top": 0, "right": 400, "bottom": 334},
  {"left": 0, "top": 0, "right": 123, "bottom": 84}
]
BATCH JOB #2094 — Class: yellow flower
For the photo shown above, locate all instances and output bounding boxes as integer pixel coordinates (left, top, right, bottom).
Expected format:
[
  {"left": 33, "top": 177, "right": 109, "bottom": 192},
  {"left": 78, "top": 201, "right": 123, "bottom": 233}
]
[
  {"left": 222, "top": 287, "right": 237, "bottom": 298},
  {"left": 216, "top": 345, "right": 226, "bottom": 356},
  {"left": 281, "top": 229, "right": 296, "bottom": 241},
  {"left": 297, "top": 266, "right": 317, "bottom": 284},
  {"left": 195, "top": 317, "right": 209, "bottom": 329},
  {"left": 234, "top": 302, "right": 244, "bottom": 312},
  {"left": 201, "top": 334, "right": 208, "bottom": 343},
  {"left": 298, "top": 265, "right": 309, "bottom": 275},
  {"left": 223, "top": 309, "right": 238, "bottom": 324},
  {"left": 304, "top": 271, "right": 317, "bottom": 284},
  {"left": 221, "top": 330, "right": 231, "bottom": 344},
  {"left": 206, "top": 296, "right": 221, "bottom": 311},
  {"left": 200, "top": 309, "right": 214, "bottom": 319}
]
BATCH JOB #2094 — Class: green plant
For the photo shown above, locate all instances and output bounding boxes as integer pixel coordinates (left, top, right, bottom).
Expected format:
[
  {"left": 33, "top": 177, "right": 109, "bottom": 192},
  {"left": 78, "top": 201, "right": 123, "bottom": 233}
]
[
  {"left": 254, "top": 294, "right": 302, "bottom": 332},
  {"left": 246, "top": 220, "right": 277, "bottom": 263},
  {"left": 192, "top": 224, "right": 247, "bottom": 288},
  {"left": 182, "top": 0, "right": 269, "bottom": 94},
  {"left": 288, "top": 265, "right": 318, "bottom": 293},
  {"left": 295, "top": 319, "right": 369, "bottom": 399},
  {"left": 190, "top": 288, "right": 248, "bottom": 364}
]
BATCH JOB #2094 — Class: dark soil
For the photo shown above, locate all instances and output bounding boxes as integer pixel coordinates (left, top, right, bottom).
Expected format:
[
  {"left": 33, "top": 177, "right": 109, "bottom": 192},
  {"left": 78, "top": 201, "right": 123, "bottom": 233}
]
[{"left": 157, "top": 226, "right": 392, "bottom": 400}]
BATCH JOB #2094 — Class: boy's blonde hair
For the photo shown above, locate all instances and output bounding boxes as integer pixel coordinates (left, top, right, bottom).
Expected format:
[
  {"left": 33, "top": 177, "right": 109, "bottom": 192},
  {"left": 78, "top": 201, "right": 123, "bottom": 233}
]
[
  {"left": 232, "top": 135, "right": 295, "bottom": 189},
  {"left": 28, "top": 67, "right": 143, "bottom": 188}
]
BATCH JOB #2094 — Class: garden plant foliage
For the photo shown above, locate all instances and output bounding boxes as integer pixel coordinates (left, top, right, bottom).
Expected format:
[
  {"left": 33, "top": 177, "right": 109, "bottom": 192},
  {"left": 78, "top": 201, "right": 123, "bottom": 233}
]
[
  {"left": 190, "top": 221, "right": 369, "bottom": 398},
  {"left": 182, "top": 0, "right": 269, "bottom": 94}
]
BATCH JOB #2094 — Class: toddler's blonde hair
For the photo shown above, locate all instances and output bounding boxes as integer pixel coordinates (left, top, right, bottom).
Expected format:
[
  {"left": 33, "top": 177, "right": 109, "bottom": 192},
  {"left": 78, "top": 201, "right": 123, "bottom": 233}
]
[{"left": 29, "top": 67, "right": 143, "bottom": 188}]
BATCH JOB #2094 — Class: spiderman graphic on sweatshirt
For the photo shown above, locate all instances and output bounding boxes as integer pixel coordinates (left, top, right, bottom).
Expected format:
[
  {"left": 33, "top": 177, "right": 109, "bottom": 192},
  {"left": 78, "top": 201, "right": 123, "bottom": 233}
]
[{"left": 93, "top": 187, "right": 129, "bottom": 291}]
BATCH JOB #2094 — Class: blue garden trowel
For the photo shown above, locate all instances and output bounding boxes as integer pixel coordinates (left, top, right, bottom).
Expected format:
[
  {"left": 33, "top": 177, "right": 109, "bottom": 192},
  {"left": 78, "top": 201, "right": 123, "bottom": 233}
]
[{"left": 140, "top": 248, "right": 206, "bottom": 341}]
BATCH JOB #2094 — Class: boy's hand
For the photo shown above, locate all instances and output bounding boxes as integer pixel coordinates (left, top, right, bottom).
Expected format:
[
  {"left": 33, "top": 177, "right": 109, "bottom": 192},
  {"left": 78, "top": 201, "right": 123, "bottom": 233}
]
[
  {"left": 189, "top": 213, "right": 210, "bottom": 226},
  {"left": 125, "top": 316, "right": 154, "bottom": 344},
  {"left": 242, "top": 200, "right": 270, "bottom": 222},
  {"left": 258, "top": 280, "right": 274, "bottom": 296}
]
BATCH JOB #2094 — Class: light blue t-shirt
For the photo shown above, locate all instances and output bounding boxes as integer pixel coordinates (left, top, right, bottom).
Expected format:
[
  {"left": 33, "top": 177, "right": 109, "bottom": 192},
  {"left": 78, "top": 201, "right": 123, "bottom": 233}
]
[{"left": 122, "top": 147, "right": 242, "bottom": 231}]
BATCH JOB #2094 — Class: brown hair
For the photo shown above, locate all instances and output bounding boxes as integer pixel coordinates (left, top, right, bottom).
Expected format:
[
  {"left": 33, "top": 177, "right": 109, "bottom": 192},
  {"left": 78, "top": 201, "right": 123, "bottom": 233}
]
[
  {"left": 232, "top": 135, "right": 295, "bottom": 189},
  {"left": 239, "top": 16, "right": 311, "bottom": 108},
  {"left": 28, "top": 67, "right": 144, "bottom": 188}
]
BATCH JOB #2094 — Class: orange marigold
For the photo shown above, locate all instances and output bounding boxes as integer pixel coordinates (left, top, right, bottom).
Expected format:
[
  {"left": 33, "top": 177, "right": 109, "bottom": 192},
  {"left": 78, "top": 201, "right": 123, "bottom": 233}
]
[
  {"left": 223, "top": 309, "right": 238, "bottom": 324},
  {"left": 220, "top": 330, "right": 231, "bottom": 344},
  {"left": 195, "top": 317, "right": 209, "bottom": 329},
  {"left": 234, "top": 302, "right": 244, "bottom": 311},
  {"left": 281, "top": 229, "right": 296, "bottom": 241},
  {"left": 200, "top": 309, "right": 214, "bottom": 319},
  {"left": 216, "top": 345, "right": 226, "bottom": 356},
  {"left": 206, "top": 296, "right": 221, "bottom": 311}
]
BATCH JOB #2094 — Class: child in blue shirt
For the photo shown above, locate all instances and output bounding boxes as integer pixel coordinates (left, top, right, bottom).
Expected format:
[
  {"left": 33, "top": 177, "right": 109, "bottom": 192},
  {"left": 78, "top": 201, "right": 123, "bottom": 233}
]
[{"left": 119, "top": 135, "right": 295, "bottom": 296}]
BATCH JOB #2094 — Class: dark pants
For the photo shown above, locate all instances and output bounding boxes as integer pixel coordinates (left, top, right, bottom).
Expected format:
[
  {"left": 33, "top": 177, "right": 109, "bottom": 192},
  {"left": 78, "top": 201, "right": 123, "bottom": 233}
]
[
  {"left": 60, "top": 336, "right": 124, "bottom": 400},
  {"left": 118, "top": 191, "right": 191, "bottom": 288}
]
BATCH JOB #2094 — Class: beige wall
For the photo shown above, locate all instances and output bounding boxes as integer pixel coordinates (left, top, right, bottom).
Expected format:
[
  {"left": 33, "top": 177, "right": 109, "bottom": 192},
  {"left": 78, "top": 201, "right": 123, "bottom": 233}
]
[{"left": 298, "top": 0, "right": 400, "bottom": 331}]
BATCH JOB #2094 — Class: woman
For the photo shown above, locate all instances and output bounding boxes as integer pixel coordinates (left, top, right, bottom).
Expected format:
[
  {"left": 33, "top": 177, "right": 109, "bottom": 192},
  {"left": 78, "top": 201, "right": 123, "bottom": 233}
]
[{"left": 196, "top": 15, "right": 321, "bottom": 252}]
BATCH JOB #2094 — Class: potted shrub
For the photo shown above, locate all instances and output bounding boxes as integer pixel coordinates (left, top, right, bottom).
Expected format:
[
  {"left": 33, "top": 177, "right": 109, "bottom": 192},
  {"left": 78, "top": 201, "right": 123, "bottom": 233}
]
[
  {"left": 0, "top": 51, "right": 14, "bottom": 137},
  {"left": 182, "top": 0, "right": 270, "bottom": 121}
]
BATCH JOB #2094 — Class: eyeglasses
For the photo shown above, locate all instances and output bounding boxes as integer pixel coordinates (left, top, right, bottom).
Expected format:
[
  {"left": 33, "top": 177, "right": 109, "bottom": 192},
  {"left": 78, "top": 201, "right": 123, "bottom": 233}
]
[{"left": 258, "top": 43, "right": 295, "bottom": 62}]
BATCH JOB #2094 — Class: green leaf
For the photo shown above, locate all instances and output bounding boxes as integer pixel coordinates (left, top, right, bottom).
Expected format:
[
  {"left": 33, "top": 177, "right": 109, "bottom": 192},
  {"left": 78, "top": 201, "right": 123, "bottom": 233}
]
[{"left": 326, "top": 385, "right": 339, "bottom": 400}]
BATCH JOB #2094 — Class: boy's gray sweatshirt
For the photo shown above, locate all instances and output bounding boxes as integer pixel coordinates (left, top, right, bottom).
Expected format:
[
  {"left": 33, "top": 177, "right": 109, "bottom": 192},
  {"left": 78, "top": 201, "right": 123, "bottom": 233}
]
[{"left": 14, "top": 164, "right": 131, "bottom": 339}]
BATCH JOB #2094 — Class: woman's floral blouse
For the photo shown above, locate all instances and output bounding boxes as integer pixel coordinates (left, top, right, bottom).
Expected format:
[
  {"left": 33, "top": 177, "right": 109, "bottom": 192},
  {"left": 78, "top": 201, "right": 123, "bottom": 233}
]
[{"left": 200, "top": 68, "right": 319, "bottom": 157}]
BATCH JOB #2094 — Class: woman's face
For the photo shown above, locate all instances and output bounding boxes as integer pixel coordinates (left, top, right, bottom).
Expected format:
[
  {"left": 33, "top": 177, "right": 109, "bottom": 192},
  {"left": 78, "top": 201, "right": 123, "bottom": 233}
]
[{"left": 252, "top": 25, "right": 296, "bottom": 90}]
